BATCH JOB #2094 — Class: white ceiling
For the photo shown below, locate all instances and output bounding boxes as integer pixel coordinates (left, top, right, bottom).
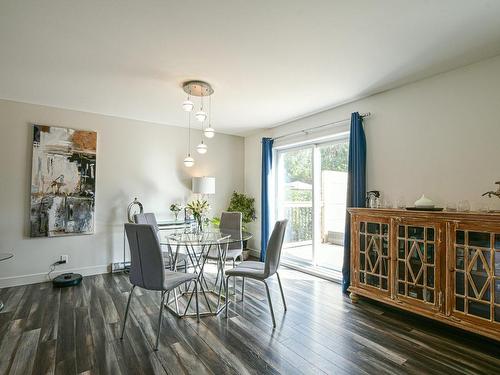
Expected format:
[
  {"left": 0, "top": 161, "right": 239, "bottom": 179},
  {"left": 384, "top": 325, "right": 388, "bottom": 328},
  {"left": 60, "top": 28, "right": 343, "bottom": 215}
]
[{"left": 1, "top": 1, "right": 500, "bottom": 136}]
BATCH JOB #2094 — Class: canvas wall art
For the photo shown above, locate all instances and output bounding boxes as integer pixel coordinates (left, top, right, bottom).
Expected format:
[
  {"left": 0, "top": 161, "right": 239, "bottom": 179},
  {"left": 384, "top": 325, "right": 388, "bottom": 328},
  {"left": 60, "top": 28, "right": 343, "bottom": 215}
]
[{"left": 30, "top": 125, "right": 97, "bottom": 237}]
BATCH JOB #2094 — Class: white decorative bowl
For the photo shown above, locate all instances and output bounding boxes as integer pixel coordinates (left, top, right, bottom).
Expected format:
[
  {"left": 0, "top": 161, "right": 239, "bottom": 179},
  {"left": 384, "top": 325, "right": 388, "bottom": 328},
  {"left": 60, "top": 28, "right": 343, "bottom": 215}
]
[{"left": 414, "top": 195, "right": 435, "bottom": 208}]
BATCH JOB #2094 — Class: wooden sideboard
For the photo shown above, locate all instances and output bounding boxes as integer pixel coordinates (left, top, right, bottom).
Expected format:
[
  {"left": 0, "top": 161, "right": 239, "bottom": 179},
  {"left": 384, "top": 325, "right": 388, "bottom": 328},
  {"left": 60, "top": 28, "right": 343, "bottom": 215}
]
[{"left": 348, "top": 208, "right": 500, "bottom": 341}]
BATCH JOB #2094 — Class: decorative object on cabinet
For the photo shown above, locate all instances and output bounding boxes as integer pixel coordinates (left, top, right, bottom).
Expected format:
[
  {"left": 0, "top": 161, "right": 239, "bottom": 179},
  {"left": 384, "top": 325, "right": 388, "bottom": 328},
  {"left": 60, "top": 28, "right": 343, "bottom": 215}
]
[
  {"left": 30, "top": 124, "right": 97, "bottom": 237},
  {"left": 406, "top": 207, "right": 444, "bottom": 212},
  {"left": 414, "top": 194, "right": 435, "bottom": 208},
  {"left": 366, "top": 190, "right": 380, "bottom": 208},
  {"left": 482, "top": 181, "right": 500, "bottom": 199},
  {"left": 348, "top": 208, "right": 500, "bottom": 341}
]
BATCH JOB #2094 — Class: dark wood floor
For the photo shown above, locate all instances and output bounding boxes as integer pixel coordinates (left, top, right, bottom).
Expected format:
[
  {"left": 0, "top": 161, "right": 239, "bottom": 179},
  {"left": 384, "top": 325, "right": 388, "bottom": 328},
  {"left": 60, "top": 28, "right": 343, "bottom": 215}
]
[{"left": 0, "top": 267, "right": 499, "bottom": 375}]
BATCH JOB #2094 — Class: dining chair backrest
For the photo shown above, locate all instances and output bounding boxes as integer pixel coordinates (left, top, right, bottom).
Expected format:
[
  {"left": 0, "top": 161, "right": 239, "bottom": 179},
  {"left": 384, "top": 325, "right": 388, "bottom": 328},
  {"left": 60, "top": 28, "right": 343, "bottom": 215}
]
[
  {"left": 220, "top": 211, "right": 242, "bottom": 250},
  {"left": 125, "top": 223, "right": 165, "bottom": 291},
  {"left": 264, "top": 219, "right": 288, "bottom": 277},
  {"left": 134, "top": 212, "right": 158, "bottom": 229}
]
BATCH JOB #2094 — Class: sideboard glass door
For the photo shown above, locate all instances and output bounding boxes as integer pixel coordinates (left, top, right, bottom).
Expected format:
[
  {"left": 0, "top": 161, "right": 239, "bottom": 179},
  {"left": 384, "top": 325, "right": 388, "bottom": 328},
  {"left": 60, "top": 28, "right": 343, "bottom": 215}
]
[
  {"left": 395, "top": 221, "right": 441, "bottom": 311},
  {"left": 357, "top": 220, "right": 390, "bottom": 293},
  {"left": 452, "top": 226, "right": 500, "bottom": 329}
]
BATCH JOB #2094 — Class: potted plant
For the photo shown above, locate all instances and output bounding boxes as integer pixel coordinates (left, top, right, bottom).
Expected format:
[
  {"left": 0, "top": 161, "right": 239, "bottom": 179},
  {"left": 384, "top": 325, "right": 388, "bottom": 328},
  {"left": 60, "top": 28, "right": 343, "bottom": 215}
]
[
  {"left": 227, "top": 191, "right": 256, "bottom": 259},
  {"left": 186, "top": 199, "right": 210, "bottom": 232}
]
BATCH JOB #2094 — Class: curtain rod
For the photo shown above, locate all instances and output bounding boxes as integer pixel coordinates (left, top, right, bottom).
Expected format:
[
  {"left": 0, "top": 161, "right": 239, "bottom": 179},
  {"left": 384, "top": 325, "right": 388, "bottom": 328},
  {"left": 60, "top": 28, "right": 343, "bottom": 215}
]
[{"left": 272, "top": 112, "right": 371, "bottom": 141}]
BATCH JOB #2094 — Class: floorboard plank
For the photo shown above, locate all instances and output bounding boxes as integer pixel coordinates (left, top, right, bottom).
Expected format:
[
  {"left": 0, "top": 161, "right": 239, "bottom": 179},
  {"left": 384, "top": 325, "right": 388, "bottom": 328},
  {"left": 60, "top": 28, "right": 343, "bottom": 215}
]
[{"left": 0, "top": 268, "right": 498, "bottom": 375}]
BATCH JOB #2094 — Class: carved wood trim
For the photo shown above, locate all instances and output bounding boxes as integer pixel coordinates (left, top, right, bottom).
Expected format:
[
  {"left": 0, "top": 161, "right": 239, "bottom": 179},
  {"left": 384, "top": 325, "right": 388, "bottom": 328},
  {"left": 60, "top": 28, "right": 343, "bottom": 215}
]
[{"left": 348, "top": 208, "right": 500, "bottom": 341}]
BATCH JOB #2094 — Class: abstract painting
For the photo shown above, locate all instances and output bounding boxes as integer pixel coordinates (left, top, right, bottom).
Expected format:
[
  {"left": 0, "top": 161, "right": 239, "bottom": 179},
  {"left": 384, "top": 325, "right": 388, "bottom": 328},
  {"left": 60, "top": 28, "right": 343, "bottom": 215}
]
[{"left": 30, "top": 125, "right": 97, "bottom": 237}]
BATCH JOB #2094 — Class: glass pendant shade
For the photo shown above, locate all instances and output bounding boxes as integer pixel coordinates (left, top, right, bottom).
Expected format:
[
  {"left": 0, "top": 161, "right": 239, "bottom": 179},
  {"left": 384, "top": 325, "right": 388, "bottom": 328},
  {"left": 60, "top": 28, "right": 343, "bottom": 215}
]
[
  {"left": 196, "top": 142, "right": 208, "bottom": 154},
  {"left": 204, "top": 126, "right": 215, "bottom": 138},
  {"left": 182, "top": 100, "right": 194, "bottom": 112},
  {"left": 183, "top": 155, "right": 195, "bottom": 167},
  {"left": 195, "top": 110, "right": 207, "bottom": 122}
]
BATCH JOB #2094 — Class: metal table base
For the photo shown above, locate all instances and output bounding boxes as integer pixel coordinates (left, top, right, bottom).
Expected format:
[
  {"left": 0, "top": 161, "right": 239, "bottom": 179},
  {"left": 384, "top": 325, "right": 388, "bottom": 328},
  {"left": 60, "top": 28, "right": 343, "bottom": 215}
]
[{"left": 164, "top": 240, "right": 230, "bottom": 318}]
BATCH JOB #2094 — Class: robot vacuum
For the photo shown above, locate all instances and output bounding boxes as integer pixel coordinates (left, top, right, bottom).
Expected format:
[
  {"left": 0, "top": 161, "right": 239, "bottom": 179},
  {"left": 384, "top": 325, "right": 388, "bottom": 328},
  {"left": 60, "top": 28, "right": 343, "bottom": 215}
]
[{"left": 52, "top": 273, "right": 83, "bottom": 287}]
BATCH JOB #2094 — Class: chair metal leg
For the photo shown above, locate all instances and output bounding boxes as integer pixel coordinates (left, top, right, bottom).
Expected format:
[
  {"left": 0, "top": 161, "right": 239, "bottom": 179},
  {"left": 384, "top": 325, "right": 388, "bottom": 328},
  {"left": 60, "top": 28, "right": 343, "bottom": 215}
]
[
  {"left": 184, "top": 259, "right": 188, "bottom": 293},
  {"left": 120, "top": 285, "right": 135, "bottom": 340},
  {"left": 195, "top": 280, "right": 200, "bottom": 322},
  {"left": 241, "top": 277, "right": 245, "bottom": 301},
  {"left": 173, "top": 288, "right": 180, "bottom": 315},
  {"left": 276, "top": 272, "right": 287, "bottom": 311},
  {"left": 232, "top": 259, "right": 236, "bottom": 293},
  {"left": 263, "top": 280, "right": 276, "bottom": 328},
  {"left": 224, "top": 276, "right": 230, "bottom": 318},
  {"left": 155, "top": 291, "right": 166, "bottom": 351}
]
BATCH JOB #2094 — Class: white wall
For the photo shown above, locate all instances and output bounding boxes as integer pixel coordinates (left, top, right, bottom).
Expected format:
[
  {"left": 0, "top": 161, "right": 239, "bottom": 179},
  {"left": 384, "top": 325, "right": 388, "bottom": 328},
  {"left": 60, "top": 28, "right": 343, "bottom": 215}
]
[
  {"left": 0, "top": 100, "right": 244, "bottom": 286},
  {"left": 245, "top": 55, "right": 500, "bottom": 254}
]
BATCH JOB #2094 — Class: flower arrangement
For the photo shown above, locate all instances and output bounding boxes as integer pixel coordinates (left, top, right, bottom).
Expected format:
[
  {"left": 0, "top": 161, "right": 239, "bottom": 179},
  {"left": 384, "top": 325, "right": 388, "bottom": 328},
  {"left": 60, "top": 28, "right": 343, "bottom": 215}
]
[
  {"left": 186, "top": 199, "right": 210, "bottom": 232},
  {"left": 169, "top": 203, "right": 182, "bottom": 221}
]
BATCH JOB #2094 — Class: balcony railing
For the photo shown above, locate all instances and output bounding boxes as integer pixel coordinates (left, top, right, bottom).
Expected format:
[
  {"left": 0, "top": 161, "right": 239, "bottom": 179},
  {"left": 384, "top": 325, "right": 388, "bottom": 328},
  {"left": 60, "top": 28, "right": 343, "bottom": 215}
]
[{"left": 283, "top": 202, "right": 312, "bottom": 243}]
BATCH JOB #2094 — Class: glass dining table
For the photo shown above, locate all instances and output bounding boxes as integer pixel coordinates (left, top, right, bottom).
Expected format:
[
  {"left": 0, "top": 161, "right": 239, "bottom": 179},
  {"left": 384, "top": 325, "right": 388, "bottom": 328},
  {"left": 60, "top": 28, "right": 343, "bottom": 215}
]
[{"left": 159, "top": 229, "right": 252, "bottom": 318}]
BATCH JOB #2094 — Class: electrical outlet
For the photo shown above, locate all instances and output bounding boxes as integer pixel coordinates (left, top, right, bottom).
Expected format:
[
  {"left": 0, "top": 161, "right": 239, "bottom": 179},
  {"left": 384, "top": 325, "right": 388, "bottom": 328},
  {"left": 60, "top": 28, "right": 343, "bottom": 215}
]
[{"left": 60, "top": 255, "right": 69, "bottom": 264}]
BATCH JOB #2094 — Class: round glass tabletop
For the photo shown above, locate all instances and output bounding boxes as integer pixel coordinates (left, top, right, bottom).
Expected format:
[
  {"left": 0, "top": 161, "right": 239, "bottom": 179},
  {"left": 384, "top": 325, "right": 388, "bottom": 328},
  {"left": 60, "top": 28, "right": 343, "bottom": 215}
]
[
  {"left": 161, "top": 229, "right": 252, "bottom": 246},
  {"left": 0, "top": 253, "right": 13, "bottom": 262}
]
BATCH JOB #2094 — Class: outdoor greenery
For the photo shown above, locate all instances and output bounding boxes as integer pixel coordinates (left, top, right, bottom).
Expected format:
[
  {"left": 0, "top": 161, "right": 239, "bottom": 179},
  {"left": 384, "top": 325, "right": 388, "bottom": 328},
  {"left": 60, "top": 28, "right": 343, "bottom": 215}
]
[
  {"left": 320, "top": 142, "right": 349, "bottom": 172},
  {"left": 285, "top": 190, "right": 312, "bottom": 202},
  {"left": 283, "top": 142, "right": 349, "bottom": 185},
  {"left": 282, "top": 142, "right": 348, "bottom": 243}
]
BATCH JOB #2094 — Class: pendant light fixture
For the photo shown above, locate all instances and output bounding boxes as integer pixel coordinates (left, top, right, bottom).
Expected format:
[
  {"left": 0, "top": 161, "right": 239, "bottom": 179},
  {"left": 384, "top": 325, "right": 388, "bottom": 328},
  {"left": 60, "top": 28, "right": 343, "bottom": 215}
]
[
  {"left": 195, "top": 106, "right": 207, "bottom": 122},
  {"left": 182, "top": 81, "right": 215, "bottom": 164},
  {"left": 196, "top": 142, "right": 208, "bottom": 154},
  {"left": 182, "top": 95, "right": 194, "bottom": 112},
  {"left": 196, "top": 93, "right": 208, "bottom": 154},
  {"left": 204, "top": 94, "right": 215, "bottom": 138},
  {"left": 183, "top": 111, "right": 194, "bottom": 167}
]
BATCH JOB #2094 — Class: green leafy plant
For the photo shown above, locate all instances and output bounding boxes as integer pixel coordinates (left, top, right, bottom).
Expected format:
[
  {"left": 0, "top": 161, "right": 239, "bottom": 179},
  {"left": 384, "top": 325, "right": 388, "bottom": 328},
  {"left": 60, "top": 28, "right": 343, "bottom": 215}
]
[{"left": 227, "top": 192, "right": 256, "bottom": 224}]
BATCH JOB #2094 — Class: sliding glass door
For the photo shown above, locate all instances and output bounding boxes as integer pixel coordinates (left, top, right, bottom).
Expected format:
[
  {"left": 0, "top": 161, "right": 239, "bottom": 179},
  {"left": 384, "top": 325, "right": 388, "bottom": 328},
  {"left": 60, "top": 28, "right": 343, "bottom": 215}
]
[
  {"left": 276, "top": 147, "right": 314, "bottom": 265},
  {"left": 276, "top": 137, "right": 349, "bottom": 275}
]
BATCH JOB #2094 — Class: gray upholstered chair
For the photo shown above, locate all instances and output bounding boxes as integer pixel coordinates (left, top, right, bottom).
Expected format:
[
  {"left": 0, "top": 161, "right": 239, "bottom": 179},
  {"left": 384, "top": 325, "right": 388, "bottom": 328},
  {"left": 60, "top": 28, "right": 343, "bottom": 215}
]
[
  {"left": 205, "top": 211, "right": 243, "bottom": 264},
  {"left": 134, "top": 213, "right": 189, "bottom": 272},
  {"left": 225, "top": 219, "right": 288, "bottom": 327},
  {"left": 204, "top": 211, "right": 243, "bottom": 290},
  {"left": 121, "top": 223, "right": 199, "bottom": 350}
]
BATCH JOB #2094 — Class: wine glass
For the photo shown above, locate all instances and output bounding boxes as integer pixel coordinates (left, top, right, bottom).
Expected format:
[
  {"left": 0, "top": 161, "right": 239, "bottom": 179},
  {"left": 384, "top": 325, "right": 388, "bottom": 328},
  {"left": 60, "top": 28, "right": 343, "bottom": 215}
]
[
  {"left": 396, "top": 196, "right": 406, "bottom": 209},
  {"left": 458, "top": 200, "right": 470, "bottom": 212}
]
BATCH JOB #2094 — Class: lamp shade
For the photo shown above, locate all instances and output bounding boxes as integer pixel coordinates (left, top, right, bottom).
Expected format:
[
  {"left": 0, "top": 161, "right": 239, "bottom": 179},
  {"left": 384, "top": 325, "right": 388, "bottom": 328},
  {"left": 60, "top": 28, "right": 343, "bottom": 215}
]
[{"left": 192, "top": 176, "right": 215, "bottom": 194}]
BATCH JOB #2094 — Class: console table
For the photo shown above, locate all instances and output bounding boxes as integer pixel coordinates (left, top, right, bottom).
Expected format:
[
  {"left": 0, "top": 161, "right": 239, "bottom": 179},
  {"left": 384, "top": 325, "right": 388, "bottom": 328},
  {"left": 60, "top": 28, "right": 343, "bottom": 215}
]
[
  {"left": 348, "top": 208, "right": 500, "bottom": 341},
  {"left": 0, "top": 253, "right": 14, "bottom": 312}
]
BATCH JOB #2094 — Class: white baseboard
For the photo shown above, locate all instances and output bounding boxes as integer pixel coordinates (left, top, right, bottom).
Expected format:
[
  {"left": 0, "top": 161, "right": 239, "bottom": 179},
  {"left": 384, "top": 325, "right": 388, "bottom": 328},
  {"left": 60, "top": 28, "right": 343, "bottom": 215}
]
[
  {"left": 247, "top": 247, "right": 261, "bottom": 259},
  {"left": 0, "top": 264, "right": 110, "bottom": 288}
]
